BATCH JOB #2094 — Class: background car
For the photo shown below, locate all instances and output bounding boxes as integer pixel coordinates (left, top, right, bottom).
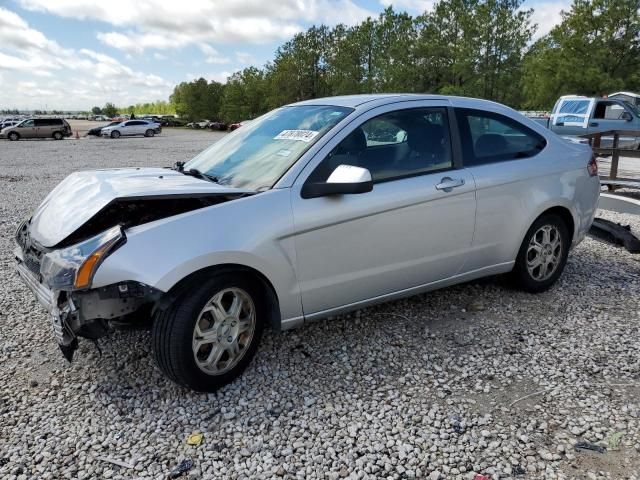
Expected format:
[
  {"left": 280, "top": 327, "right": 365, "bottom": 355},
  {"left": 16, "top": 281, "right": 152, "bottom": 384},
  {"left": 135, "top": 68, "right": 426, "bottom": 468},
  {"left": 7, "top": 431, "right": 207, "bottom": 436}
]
[
  {"left": 228, "top": 121, "right": 246, "bottom": 131},
  {"left": 207, "top": 121, "right": 228, "bottom": 131},
  {"left": 87, "top": 121, "right": 120, "bottom": 136},
  {"left": 186, "top": 120, "right": 210, "bottom": 129},
  {"left": 0, "top": 117, "right": 71, "bottom": 140},
  {"left": 101, "top": 119, "right": 160, "bottom": 138},
  {"left": 159, "top": 116, "right": 184, "bottom": 127},
  {"left": 0, "top": 120, "right": 20, "bottom": 130}
]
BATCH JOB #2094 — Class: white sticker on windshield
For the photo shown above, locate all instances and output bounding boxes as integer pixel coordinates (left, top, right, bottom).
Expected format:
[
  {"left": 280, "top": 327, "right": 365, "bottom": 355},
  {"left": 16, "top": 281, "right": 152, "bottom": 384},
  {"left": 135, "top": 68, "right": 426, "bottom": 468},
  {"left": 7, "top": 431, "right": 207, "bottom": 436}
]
[{"left": 274, "top": 129, "right": 319, "bottom": 142}]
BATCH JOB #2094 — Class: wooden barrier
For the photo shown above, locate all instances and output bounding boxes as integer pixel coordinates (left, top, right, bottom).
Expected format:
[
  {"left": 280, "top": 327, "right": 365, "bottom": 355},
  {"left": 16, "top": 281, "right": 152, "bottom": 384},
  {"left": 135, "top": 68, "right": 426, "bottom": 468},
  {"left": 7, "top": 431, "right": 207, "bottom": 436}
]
[{"left": 580, "top": 130, "right": 640, "bottom": 190}]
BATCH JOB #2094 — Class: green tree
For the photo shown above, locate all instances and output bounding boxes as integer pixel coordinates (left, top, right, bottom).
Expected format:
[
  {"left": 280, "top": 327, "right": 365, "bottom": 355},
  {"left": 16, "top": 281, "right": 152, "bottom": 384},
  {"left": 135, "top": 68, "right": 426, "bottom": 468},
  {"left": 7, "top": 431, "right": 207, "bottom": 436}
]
[
  {"left": 103, "top": 102, "right": 118, "bottom": 118},
  {"left": 91, "top": 106, "right": 102, "bottom": 115},
  {"left": 170, "top": 78, "right": 225, "bottom": 120},
  {"left": 523, "top": 0, "right": 640, "bottom": 108},
  {"left": 220, "top": 67, "right": 269, "bottom": 122}
]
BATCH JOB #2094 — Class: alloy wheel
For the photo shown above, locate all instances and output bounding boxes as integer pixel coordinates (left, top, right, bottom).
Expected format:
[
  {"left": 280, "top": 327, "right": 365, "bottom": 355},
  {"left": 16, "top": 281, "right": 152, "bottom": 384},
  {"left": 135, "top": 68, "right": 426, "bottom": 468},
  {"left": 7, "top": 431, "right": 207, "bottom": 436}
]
[
  {"left": 191, "top": 287, "right": 256, "bottom": 375},
  {"left": 526, "top": 224, "right": 563, "bottom": 281}
]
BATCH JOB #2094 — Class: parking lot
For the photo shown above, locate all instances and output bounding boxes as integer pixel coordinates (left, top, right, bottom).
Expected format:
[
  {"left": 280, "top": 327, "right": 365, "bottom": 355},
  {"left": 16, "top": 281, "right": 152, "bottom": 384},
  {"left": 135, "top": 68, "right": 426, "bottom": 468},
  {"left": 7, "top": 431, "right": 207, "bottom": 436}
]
[{"left": 1, "top": 129, "right": 639, "bottom": 479}]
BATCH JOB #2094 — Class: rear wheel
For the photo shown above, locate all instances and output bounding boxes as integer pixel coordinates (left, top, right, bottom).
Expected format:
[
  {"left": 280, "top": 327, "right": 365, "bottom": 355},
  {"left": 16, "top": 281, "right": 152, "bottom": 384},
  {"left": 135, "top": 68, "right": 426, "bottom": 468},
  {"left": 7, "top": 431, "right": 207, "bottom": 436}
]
[
  {"left": 512, "top": 214, "right": 570, "bottom": 293},
  {"left": 53, "top": 131, "right": 63, "bottom": 140},
  {"left": 8, "top": 132, "right": 19, "bottom": 141},
  {"left": 144, "top": 129, "right": 155, "bottom": 137},
  {"left": 110, "top": 130, "right": 120, "bottom": 139},
  {"left": 152, "top": 272, "right": 264, "bottom": 391}
]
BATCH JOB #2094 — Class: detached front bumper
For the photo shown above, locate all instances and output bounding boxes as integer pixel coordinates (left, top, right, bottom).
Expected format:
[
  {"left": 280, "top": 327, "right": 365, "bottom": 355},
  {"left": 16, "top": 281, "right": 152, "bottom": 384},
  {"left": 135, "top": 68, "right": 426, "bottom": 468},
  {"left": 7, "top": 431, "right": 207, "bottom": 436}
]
[
  {"left": 14, "top": 247, "right": 78, "bottom": 359},
  {"left": 14, "top": 244, "right": 162, "bottom": 361}
]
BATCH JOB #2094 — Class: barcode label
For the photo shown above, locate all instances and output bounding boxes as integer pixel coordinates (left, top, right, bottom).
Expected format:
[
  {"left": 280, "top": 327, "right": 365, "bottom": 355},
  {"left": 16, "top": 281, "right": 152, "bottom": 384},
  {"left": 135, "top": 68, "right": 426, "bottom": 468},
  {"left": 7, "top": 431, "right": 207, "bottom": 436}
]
[{"left": 274, "top": 130, "right": 319, "bottom": 142}]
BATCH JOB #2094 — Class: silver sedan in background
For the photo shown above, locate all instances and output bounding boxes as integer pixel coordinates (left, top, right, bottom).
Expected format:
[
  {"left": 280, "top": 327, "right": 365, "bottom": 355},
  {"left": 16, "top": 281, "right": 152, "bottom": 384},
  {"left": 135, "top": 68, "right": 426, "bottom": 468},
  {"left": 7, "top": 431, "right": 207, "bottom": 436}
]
[
  {"left": 14, "top": 94, "right": 600, "bottom": 391},
  {"left": 101, "top": 119, "right": 161, "bottom": 138}
]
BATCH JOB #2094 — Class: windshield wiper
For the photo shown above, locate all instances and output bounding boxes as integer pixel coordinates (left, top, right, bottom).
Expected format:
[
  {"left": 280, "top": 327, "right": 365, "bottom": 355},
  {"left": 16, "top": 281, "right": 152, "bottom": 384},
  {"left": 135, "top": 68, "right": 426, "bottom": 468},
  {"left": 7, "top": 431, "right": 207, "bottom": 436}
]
[{"left": 182, "top": 168, "right": 219, "bottom": 183}]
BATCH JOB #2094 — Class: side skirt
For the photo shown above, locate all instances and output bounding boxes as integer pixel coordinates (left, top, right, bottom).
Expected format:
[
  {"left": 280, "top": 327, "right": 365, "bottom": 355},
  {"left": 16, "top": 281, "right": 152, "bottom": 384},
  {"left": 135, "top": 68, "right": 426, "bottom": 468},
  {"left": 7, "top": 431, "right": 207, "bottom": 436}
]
[{"left": 279, "top": 261, "right": 514, "bottom": 330}]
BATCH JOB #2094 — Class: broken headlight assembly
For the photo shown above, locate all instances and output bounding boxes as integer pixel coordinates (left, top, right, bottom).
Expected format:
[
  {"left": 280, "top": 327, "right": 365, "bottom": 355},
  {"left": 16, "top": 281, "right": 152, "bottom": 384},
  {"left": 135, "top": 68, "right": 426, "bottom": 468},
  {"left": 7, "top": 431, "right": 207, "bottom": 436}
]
[{"left": 40, "top": 225, "right": 126, "bottom": 290}]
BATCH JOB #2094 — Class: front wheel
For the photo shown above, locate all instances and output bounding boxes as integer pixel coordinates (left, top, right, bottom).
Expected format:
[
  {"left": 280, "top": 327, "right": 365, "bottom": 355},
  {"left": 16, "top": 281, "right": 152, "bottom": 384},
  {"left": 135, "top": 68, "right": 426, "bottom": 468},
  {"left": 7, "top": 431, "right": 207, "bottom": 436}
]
[
  {"left": 152, "top": 273, "right": 264, "bottom": 391},
  {"left": 8, "top": 132, "right": 19, "bottom": 141},
  {"left": 144, "top": 129, "right": 155, "bottom": 137},
  {"left": 53, "top": 131, "right": 63, "bottom": 140},
  {"left": 512, "top": 214, "right": 570, "bottom": 293},
  {"left": 110, "top": 130, "right": 121, "bottom": 139}
]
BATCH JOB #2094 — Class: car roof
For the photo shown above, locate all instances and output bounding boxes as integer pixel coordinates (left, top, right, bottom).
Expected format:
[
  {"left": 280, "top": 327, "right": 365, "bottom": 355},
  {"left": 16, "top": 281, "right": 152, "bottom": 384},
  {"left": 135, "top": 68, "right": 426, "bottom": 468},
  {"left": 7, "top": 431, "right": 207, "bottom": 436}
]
[{"left": 288, "top": 93, "right": 513, "bottom": 113}]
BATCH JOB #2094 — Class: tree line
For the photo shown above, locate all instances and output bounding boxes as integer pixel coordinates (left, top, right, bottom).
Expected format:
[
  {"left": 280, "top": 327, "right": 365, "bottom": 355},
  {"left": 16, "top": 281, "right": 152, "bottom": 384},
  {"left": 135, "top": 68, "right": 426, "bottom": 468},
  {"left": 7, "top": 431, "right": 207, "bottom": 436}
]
[{"left": 96, "top": 0, "right": 640, "bottom": 122}]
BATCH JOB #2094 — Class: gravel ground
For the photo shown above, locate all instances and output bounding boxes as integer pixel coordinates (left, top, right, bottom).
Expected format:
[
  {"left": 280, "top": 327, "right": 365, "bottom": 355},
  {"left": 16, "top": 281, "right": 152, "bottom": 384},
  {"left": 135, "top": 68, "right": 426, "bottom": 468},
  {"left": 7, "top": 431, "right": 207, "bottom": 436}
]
[{"left": 1, "top": 131, "right": 640, "bottom": 480}]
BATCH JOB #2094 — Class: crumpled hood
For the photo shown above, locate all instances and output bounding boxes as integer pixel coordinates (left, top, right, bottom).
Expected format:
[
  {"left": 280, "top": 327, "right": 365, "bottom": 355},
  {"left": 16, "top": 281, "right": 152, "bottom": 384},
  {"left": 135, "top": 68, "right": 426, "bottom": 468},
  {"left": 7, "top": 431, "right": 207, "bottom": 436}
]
[{"left": 29, "top": 167, "right": 252, "bottom": 248}]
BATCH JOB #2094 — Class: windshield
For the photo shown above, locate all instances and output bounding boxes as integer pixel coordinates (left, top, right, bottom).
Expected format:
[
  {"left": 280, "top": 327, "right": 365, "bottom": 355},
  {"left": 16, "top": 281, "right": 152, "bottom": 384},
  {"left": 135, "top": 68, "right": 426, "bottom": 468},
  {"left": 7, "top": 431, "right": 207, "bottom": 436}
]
[
  {"left": 185, "top": 105, "right": 353, "bottom": 190},
  {"left": 624, "top": 101, "right": 640, "bottom": 117}
]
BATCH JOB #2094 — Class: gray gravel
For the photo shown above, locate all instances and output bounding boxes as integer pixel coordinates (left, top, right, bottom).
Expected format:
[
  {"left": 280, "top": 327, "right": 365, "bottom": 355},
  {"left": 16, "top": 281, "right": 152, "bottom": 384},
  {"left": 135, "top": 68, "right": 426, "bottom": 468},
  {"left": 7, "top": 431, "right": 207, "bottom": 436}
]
[{"left": 1, "top": 131, "right": 640, "bottom": 480}]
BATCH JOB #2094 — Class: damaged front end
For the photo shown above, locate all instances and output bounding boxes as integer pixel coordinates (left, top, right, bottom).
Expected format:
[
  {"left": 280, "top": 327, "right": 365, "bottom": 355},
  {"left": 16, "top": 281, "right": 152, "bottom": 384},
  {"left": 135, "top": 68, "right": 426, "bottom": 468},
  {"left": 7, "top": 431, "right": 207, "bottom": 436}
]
[
  {"left": 15, "top": 222, "right": 162, "bottom": 360},
  {"left": 14, "top": 168, "right": 252, "bottom": 361}
]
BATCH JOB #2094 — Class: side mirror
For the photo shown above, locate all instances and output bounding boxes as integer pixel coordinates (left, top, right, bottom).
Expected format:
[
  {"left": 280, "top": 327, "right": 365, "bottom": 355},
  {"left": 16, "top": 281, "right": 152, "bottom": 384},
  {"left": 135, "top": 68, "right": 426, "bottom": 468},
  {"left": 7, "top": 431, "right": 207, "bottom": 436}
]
[
  {"left": 301, "top": 165, "right": 373, "bottom": 199},
  {"left": 621, "top": 111, "right": 633, "bottom": 122}
]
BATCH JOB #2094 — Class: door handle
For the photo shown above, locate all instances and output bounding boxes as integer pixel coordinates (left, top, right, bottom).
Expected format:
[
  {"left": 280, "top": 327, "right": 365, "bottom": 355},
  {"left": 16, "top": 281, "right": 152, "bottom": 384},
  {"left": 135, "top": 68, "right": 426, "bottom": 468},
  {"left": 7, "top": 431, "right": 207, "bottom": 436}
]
[
  {"left": 590, "top": 122, "right": 599, "bottom": 127},
  {"left": 435, "top": 177, "right": 465, "bottom": 192}
]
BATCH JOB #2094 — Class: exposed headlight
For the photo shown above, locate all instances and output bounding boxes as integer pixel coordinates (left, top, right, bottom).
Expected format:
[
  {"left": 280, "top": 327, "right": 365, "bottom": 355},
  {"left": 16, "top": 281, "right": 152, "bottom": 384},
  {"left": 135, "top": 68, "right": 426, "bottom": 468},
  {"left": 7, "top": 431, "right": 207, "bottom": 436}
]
[
  {"left": 14, "top": 218, "right": 28, "bottom": 248},
  {"left": 40, "top": 225, "right": 126, "bottom": 290}
]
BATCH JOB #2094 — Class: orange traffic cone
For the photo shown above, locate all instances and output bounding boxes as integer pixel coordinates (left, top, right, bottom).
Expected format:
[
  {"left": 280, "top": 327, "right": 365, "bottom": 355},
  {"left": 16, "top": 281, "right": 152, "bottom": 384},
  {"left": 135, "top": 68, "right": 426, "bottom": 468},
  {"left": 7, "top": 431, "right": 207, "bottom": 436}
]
[{"left": 75, "top": 130, "right": 79, "bottom": 139}]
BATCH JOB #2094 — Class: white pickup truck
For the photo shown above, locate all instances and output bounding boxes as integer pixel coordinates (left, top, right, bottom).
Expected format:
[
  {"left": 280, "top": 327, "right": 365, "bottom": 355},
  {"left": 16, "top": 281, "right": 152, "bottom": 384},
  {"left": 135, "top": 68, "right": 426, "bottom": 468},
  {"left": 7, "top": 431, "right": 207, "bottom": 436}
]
[{"left": 532, "top": 95, "right": 640, "bottom": 149}]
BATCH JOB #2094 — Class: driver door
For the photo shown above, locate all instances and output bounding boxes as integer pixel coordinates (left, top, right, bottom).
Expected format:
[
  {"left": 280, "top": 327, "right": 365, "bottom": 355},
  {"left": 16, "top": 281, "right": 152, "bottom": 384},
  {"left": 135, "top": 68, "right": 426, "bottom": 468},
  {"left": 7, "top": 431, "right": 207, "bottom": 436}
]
[
  {"left": 290, "top": 102, "right": 477, "bottom": 316},
  {"left": 18, "top": 119, "right": 37, "bottom": 138}
]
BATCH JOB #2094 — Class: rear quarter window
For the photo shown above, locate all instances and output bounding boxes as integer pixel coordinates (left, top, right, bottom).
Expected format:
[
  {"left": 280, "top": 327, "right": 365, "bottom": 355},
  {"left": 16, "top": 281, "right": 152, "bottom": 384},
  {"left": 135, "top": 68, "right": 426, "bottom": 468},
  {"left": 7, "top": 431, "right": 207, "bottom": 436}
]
[{"left": 455, "top": 108, "right": 547, "bottom": 166}]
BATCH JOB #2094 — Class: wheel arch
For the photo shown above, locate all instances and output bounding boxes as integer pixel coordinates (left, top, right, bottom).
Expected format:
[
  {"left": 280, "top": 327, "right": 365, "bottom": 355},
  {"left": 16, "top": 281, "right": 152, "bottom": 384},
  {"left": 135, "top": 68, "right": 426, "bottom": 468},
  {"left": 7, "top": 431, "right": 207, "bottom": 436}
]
[
  {"left": 153, "top": 263, "right": 282, "bottom": 331},
  {"left": 538, "top": 206, "right": 575, "bottom": 240},
  {"left": 513, "top": 203, "right": 577, "bottom": 261}
]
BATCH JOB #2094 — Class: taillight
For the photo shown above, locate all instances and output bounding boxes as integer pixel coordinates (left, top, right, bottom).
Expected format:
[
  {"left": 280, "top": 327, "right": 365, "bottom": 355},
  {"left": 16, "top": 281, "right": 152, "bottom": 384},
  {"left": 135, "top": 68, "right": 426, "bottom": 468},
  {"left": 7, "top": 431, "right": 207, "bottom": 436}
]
[{"left": 587, "top": 154, "right": 598, "bottom": 177}]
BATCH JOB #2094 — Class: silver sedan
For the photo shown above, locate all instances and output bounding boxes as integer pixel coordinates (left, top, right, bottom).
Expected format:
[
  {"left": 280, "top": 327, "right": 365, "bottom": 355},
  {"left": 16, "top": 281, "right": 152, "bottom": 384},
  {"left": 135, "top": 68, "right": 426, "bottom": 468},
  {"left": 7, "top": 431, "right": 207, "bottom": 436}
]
[{"left": 14, "top": 94, "right": 600, "bottom": 391}]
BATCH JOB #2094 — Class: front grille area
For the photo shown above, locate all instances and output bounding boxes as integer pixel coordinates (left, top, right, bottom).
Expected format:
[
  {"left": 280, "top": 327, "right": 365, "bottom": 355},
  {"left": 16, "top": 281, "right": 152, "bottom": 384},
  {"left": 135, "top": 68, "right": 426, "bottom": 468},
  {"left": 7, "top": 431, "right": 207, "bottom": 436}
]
[{"left": 24, "top": 254, "right": 41, "bottom": 276}]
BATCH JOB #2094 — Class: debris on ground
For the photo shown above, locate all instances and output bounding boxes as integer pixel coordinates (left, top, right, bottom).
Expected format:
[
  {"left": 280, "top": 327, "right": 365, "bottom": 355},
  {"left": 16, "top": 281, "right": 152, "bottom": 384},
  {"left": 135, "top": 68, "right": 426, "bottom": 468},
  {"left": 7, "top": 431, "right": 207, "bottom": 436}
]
[
  {"left": 186, "top": 432, "right": 203, "bottom": 446},
  {"left": 575, "top": 441, "right": 606, "bottom": 454},
  {"left": 589, "top": 217, "right": 640, "bottom": 253},
  {"left": 169, "top": 459, "right": 194, "bottom": 478},
  {"left": 96, "top": 456, "right": 134, "bottom": 469}
]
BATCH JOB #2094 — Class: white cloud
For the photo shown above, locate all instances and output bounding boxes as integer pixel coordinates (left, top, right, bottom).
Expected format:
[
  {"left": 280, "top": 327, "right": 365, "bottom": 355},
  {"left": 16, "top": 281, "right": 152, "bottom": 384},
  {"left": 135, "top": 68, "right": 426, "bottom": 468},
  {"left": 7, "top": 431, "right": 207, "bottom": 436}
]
[
  {"left": 0, "top": 6, "right": 173, "bottom": 110},
  {"left": 199, "top": 45, "right": 231, "bottom": 64},
  {"left": 186, "top": 71, "right": 232, "bottom": 84},
  {"left": 235, "top": 51, "right": 257, "bottom": 64},
  {"left": 378, "top": 0, "right": 436, "bottom": 12},
  {"left": 528, "top": 1, "right": 570, "bottom": 40},
  {"left": 18, "top": 0, "right": 374, "bottom": 56}
]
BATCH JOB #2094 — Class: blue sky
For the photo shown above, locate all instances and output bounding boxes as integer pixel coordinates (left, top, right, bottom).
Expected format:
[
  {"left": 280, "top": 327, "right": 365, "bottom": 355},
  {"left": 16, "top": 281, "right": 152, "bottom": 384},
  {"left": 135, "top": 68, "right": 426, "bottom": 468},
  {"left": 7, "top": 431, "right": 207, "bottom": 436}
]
[{"left": 0, "top": 0, "right": 570, "bottom": 111}]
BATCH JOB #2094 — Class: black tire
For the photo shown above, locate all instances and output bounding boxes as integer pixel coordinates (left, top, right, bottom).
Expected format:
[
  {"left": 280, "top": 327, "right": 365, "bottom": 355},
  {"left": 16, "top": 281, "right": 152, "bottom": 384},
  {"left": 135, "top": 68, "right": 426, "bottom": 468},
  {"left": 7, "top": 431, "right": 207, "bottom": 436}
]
[
  {"left": 144, "top": 129, "right": 155, "bottom": 137},
  {"left": 512, "top": 214, "right": 570, "bottom": 293},
  {"left": 152, "top": 272, "right": 265, "bottom": 392},
  {"left": 110, "top": 130, "right": 120, "bottom": 139},
  {"left": 53, "top": 131, "right": 63, "bottom": 140},
  {"left": 8, "top": 132, "right": 19, "bottom": 141}
]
